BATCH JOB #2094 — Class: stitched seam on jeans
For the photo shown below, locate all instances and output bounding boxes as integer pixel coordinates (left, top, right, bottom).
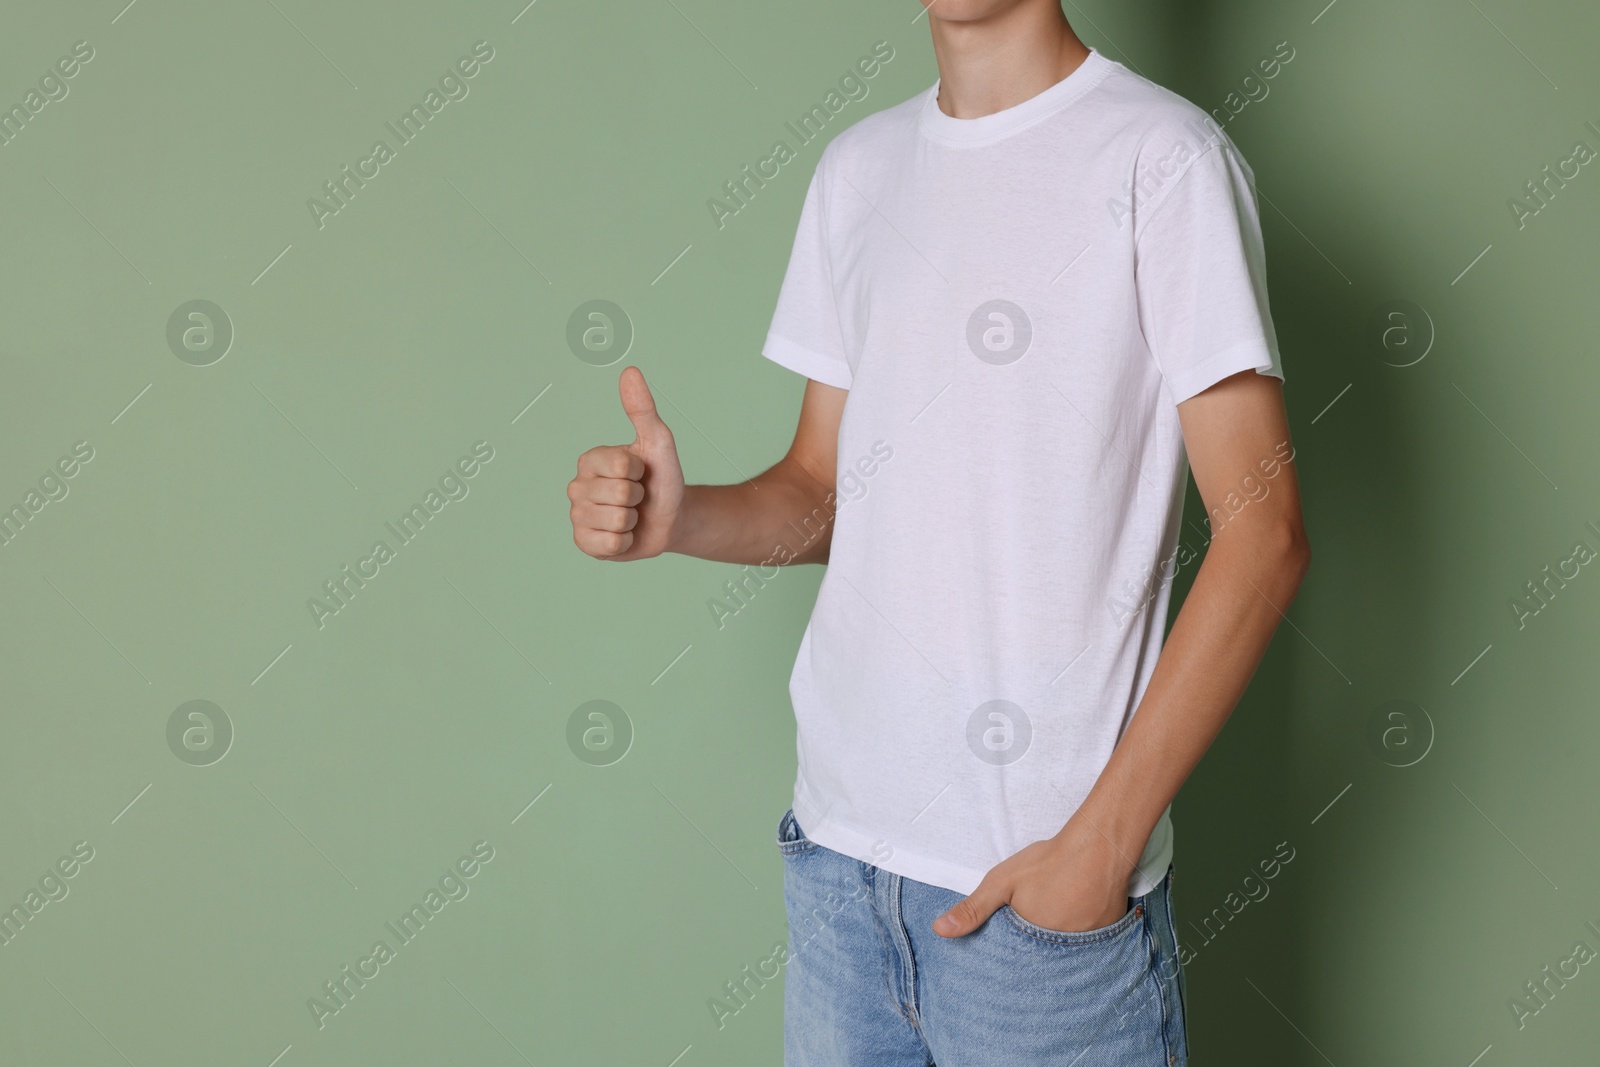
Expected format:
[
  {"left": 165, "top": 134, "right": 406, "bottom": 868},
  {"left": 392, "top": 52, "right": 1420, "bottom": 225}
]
[
  {"left": 1164, "top": 866, "right": 1189, "bottom": 1058},
  {"left": 890, "top": 875, "right": 923, "bottom": 1026},
  {"left": 1143, "top": 908, "right": 1174, "bottom": 1066},
  {"left": 871, "top": 879, "right": 918, "bottom": 1027},
  {"left": 1162, "top": 866, "right": 1179, "bottom": 950},
  {"left": 1005, "top": 903, "right": 1142, "bottom": 945}
]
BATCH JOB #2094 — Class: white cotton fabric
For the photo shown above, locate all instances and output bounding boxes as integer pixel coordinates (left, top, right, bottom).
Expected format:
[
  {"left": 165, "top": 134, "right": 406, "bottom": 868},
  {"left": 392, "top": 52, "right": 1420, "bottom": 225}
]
[{"left": 761, "top": 49, "right": 1283, "bottom": 899}]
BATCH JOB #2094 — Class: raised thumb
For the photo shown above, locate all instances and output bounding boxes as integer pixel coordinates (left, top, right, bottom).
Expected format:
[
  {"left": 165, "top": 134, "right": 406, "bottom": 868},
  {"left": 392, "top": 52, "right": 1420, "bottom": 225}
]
[{"left": 618, "top": 366, "right": 671, "bottom": 451}]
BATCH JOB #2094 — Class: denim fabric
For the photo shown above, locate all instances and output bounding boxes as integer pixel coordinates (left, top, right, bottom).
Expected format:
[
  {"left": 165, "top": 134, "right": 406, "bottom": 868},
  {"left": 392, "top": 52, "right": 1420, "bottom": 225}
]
[{"left": 779, "top": 807, "right": 1188, "bottom": 1066}]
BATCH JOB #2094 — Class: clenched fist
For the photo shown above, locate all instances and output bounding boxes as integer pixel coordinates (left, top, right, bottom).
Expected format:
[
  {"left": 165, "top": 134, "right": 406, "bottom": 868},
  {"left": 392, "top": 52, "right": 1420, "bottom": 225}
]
[{"left": 568, "top": 366, "right": 685, "bottom": 561}]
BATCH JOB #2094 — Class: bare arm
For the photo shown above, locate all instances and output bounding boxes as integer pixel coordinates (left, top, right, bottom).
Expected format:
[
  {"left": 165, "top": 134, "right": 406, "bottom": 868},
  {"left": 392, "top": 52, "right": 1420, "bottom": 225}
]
[
  {"left": 1069, "top": 371, "right": 1310, "bottom": 872},
  {"left": 936, "top": 369, "right": 1311, "bottom": 936},
  {"left": 568, "top": 366, "right": 846, "bottom": 566},
  {"left": 668, "top": 378, "right": 845, "bottom": 566}
]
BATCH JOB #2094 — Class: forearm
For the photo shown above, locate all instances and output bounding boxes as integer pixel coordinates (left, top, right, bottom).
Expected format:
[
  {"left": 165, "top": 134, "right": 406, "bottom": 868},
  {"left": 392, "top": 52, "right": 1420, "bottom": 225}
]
[
  {"left": 667, "top": 459, "right": 835, "bottom": 566},
  {"left": 1071, "top": 520, "right": 1311, "bottom": 868}
]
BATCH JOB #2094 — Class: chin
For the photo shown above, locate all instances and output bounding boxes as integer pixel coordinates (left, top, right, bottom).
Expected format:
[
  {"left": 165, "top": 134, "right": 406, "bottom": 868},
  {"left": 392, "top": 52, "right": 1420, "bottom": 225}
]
[{"left": 919, "top": 0, "right": 1036, "bottom": 24}]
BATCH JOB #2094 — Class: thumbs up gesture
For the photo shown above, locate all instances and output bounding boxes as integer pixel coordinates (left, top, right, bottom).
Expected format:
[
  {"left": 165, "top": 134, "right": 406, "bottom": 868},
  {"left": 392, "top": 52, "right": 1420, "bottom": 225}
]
[{"left": 568, "top": 366, "right": 685, "bottom": 561}]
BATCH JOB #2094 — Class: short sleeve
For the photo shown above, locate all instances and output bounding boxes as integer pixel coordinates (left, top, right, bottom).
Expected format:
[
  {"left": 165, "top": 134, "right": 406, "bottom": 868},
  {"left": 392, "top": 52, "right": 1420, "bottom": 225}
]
[
  {"left": 1132, "top": 138, "right": 1283, "bottom": 406},
  {"left": 761, "top": 155, "right": 853, "bottom": 390}
]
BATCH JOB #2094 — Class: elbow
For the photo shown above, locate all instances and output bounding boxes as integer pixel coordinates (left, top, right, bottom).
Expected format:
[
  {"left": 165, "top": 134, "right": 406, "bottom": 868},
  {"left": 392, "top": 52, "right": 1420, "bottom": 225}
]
[
  {"left": 1274, "top": 514, "right": 1312, "bottom": 586},
  {"left": 1223, "top": 511, "right": 1309, "bottom": 586}
]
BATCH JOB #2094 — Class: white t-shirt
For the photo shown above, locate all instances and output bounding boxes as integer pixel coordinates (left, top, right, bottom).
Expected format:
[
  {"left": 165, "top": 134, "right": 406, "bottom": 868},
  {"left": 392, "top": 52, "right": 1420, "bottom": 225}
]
[{"left": 761, "top": 48, "right": 1283, "bottom": 899}]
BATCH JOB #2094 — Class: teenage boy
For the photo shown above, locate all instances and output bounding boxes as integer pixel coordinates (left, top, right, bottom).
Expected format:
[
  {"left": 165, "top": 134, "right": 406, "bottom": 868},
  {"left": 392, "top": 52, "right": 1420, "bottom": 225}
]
[{"left": 567, "top": 2, "right": 1309, "bottom": 1062}]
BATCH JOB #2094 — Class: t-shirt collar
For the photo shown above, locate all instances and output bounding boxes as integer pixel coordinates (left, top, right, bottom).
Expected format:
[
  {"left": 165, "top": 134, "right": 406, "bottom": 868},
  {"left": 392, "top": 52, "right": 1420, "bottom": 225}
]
[{"left": 919, "top": 48, "right": 1111, "bottom": 146}]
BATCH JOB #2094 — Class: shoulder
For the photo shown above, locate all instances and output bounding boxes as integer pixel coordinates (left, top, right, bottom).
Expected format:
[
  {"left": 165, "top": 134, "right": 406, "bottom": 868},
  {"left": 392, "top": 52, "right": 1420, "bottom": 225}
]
[
  {"left": 1091, "top": 61, "right": 1245, "bottom": 171},
  {"left": 1088, "top": 62, "right": 1259, "bottom": 234},
  {"left": 808, "top": 84, "right": 927, "bottom": 185}
]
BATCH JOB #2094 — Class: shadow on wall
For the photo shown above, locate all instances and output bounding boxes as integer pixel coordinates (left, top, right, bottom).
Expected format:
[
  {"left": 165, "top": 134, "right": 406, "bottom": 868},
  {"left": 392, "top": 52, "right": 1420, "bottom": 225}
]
[{"left": 1122, "top": 0, "right": 1434, "bottom": 1061}]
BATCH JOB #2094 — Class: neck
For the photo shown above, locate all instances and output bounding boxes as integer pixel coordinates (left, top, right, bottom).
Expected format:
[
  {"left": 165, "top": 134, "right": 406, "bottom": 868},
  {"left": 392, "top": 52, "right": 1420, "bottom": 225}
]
[{"left": 926, "top": 1, "right": 1091, "bottom": 120}]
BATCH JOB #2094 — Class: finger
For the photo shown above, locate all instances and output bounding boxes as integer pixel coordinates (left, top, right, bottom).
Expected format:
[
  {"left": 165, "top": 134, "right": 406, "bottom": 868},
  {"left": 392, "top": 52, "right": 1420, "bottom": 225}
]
[
  {"left": 572, "top": 501, "right": 638, "bottom": 534},
  {"left": 577, "top": 446, "right": 645, "bottom": 481},
  {"left": 578, "top": 476, "right": 645, "bottom": 508},
  {"left": 575, "top": 527, "right": 634, "bottom": 559},
  {"left": 618, "top": 366, "right": 673, "bottom": 451},
  {"left": 933, "top": 881, "right": 1009, "bottom": 938}
]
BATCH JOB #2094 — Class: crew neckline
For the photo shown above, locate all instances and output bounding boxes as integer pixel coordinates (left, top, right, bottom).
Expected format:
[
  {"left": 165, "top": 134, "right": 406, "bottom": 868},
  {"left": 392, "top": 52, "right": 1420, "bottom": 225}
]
[{"left": 918, "top": 49, "right": 1112, "bottom": 146}]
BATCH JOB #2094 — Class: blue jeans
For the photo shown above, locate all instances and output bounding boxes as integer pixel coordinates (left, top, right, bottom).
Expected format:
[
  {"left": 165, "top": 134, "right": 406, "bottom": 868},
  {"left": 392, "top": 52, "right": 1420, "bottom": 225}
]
[{"left": 779, "top": 808, "right": 1188, "bottom": 1066}]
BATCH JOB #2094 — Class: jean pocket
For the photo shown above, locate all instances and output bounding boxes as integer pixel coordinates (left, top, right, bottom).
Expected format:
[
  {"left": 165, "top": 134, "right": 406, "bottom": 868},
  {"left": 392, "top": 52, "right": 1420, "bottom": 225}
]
[
  {"left": 776, "top": 808, "right": 818, "bottom": 856},
  {"left": 1001, "top": 898, "right": 1145, "bottom": 946}
]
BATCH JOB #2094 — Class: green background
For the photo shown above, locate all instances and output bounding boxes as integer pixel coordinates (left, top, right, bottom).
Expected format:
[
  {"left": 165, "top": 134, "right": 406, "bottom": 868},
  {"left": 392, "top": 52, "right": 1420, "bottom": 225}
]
[{"left": 2, "top": 0, "right": 1597, "bottom": 1063}]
